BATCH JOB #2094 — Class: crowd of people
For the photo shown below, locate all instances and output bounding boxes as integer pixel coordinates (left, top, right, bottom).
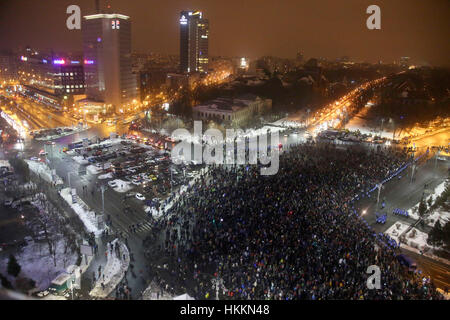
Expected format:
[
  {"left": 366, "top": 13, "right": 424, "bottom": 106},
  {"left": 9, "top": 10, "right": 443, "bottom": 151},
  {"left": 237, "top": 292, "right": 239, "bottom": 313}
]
[{"left": 149, "top": 142, "right": 442, "bottom": 300}]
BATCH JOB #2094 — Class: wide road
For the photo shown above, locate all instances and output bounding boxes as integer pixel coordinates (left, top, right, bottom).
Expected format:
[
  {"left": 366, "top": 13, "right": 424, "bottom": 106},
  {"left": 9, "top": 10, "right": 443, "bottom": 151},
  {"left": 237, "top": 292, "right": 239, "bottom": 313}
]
[
  {"left": 401, "top": 247, "right": 450, "bottom": 291},
  {"left": 356, "top": 154, "right": 449, "bottom": 235}
]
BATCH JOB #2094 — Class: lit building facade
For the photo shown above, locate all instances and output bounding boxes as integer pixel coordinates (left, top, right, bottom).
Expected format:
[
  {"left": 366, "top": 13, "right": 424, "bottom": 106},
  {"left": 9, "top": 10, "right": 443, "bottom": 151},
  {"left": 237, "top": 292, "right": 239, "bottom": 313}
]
[
  {"left": 82, "top": 13, "right": 137, "bottom": 113},
  {"left": 193, "top": 94, "right": 272, "bottom": 126},
  {"left": 17, "top": 55, "right": 85, "bottom": 105},
  {"left": 0, "top": 54, "right": 17, "bottom": 82},
  {"left": 179, "top": 10, "right": 209, "bottom": 73}
]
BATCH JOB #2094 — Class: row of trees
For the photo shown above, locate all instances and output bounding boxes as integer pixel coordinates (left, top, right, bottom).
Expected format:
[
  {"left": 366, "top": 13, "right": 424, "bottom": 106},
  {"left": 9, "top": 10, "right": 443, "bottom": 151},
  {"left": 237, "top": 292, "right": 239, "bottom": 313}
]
[
  {"left": 428, "top": 220, "right": 450, "bottom": 248},
  {"left": 0, "top": 254, "right": 35, "bottom": 292},
  {"left": 427, "top": 183, "right": 450, "bottom": 248}
]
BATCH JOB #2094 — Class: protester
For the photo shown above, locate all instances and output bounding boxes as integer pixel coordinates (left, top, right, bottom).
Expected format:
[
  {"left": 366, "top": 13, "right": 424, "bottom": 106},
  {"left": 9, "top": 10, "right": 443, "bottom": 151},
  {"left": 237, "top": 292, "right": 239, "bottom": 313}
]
[{"left": 156, "top": 143, "right": 441, "bottom": 300}]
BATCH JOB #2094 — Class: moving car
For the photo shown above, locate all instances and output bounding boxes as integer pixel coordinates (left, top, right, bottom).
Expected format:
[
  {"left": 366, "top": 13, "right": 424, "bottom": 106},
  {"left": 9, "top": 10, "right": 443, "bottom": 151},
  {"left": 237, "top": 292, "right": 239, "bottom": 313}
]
[{"left": 135, "top": 193, "right": 145, "bottom": 201}]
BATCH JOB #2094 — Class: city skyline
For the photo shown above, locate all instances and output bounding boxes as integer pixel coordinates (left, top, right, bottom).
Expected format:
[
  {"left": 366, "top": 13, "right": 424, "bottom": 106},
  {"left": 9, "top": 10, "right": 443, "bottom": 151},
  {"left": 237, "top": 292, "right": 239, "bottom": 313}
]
[
  {"left": 0, "top": 0, "right": 449, "bottom": 66},
  {"left": 0, "top": 0, "right": 449, "bottom": 305}
]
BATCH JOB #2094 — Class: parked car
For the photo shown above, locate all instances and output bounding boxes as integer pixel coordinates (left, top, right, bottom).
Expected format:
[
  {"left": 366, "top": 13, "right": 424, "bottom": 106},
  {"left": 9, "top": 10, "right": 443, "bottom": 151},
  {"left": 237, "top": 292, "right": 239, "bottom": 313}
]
[
  {"left": 131, "top": 179, "right": 141, "bottom": 186},
  {"left": 108, "top": 181, "right": 118, "bottom": 188}
]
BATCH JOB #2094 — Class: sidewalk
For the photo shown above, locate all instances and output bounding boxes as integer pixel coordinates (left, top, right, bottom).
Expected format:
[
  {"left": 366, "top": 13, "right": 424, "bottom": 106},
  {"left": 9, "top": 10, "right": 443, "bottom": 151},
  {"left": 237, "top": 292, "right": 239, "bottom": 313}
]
[{"left": 89, "top": 238, "right": 130, "bottom": 298}]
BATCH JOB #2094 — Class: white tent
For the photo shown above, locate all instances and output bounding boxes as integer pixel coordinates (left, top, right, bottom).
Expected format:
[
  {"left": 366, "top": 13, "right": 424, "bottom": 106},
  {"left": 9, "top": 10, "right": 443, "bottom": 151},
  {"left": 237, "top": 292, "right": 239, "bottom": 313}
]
[{"left": 173, "top": 293, "right": 195, "bottom": 300}]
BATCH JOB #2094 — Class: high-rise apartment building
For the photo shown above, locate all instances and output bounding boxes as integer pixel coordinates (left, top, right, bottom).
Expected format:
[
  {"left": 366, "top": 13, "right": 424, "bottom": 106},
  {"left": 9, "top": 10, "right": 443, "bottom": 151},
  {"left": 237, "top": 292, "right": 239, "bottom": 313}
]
[
  {"left": 82, "top": 12, "right": 137, "bottom": 113},
  {"left": 179, "top": 11, "right": 209, "bottom": 73}
]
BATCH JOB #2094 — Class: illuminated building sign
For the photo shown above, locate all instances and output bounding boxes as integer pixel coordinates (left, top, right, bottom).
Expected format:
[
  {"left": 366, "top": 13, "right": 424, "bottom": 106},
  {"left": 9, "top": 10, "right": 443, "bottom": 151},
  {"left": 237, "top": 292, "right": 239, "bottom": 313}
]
[
  {"left": 53, "top": 59, "right": 66, "bottom": 65},
  {"left": 112, "top": 20, "right": 120, "bottom": 29},
  {"left": 84, "top": 60, "right": 94, "bottom": 65},
  {"left": 42, "top": 59, "right": 48, "bottom": 64},
  {"left": 20, "top": 56, "right": 28, "bottom": 61},
  {"left": 71, "top": 61, "right": 80, "bottom": 64},
  {"left": 180, "top": 15, "right": 187, "bottom": 25}
]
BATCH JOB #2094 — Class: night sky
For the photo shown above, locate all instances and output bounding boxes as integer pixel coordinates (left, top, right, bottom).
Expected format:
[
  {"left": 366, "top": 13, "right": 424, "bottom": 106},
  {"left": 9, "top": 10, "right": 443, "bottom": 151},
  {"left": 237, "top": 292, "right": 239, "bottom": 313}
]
[{"left": 0, "top": 0, "right": 449, "bottom": 65}]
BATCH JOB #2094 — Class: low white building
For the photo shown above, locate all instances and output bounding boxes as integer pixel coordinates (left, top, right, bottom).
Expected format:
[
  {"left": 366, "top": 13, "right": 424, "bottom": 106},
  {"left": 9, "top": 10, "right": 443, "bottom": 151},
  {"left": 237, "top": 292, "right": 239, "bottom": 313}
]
[{"left": 193, "top": 94, "right": 271, "bottom": 126}]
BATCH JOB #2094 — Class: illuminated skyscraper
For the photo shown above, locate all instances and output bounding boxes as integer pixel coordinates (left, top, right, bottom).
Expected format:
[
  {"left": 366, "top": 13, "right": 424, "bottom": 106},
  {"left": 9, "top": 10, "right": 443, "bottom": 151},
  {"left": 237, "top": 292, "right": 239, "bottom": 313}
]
[
  {"left": 82, "top": 12, "right": 137, "bottom": 113},
  {"left": 179, "top": 10, "right": 209, "bottom": 73}
]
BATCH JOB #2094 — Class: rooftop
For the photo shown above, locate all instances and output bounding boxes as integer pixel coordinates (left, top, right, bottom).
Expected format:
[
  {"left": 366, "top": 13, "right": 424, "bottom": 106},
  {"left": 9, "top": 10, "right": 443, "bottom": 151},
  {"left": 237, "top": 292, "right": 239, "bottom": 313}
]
[
  {"left": 193, "top": 94, "right": 261, "bottom": 113},
  {"left": 84, "top": 13, "right": 130, "bottom": 20}
]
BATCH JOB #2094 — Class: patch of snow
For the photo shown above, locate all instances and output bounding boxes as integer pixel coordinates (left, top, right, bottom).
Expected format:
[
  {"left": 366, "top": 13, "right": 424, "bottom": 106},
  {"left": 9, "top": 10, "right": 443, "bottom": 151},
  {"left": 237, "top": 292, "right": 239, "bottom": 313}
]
[
  {"left": 111, "top": 179, "right": 133, "bottom": 193},
  {"left": 59, "top": 188, "right": 103, "bottom": 236},
  {"left": 98, "top": 172, "right": 113, "bottom": 180},
  {"left": 86, "top": 165, "right": 101, "bottom": 175},
  {"left": 385, "top": 221, "right": 438, "bottom": 252},
  {"left": 73, "top": 156, "right": 89, "bottom": 165},
  {"left": 0, "top": 239, "right": 78, "bottom": 291},
  {"left": 25, "top": 160, "right": 63, "bottom": 185}
]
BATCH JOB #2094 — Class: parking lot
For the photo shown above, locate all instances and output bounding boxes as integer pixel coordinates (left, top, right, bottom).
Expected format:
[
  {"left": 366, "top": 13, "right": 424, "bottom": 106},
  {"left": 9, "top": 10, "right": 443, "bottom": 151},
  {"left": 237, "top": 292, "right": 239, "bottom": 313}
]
[{"left": 65, "top": 134, "right": 203, "bottom": 219}]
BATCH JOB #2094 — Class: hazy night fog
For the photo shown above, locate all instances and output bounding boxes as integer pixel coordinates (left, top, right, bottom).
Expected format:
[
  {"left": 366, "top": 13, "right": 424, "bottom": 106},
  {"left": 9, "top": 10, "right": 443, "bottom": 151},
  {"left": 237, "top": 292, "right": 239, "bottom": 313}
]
[{"left": 0, "top": 0, "right": 449, "bottom": 65}]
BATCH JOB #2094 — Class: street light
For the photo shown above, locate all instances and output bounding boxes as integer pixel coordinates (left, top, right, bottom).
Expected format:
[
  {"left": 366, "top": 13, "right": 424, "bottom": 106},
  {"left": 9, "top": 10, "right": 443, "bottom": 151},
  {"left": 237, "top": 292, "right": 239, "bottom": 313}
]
[{"left": 376, "top": 183, "right": 383, "bottom": 205}]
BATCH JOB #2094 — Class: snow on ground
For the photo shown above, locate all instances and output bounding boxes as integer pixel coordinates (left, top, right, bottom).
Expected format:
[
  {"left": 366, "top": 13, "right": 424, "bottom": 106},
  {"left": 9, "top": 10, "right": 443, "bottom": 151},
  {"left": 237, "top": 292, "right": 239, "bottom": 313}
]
[
  {"left": 86, "top": 165, "right": 101, "bottom": 175},
  {"left": 384, "top": 221, "right": 410, "bottom": 244},
  {"left": 87, "top": 137, "right": 123, "bottom": 150},
  {"left": 111, "top": 179, "right": 133, "bottom": 193},
  {"left": 345, "top": 122, "right": 394, "bottom": 139},
  {"left": 0, "top": 159, "right": 11, "bottom": 168},
  {"left": 142, "top": 281, "right": 175, "bottom": 300},
  {"left": 385, "top": 221, "right": 434, "bottom": 252},
  {"left": 425, "top": 210, "right": 450, "bottom": 228},
  {"left": 408, "top": 181, "right": 448, "bottom": 223},
  {"left": 40, "top": 294, "right": 67, "bottom": 300},
  {"left": 0, "top": 239, "right": 78, "bottom": 291},
  {"left": 89, "top": 239, "right": 129, "bottom": 298},
  {"left": 159, "top": 168, "right": 209, "bottom": 221},
  {"left": 271, "top": 119, "right": 303, "bottom": 127},
  {"left": 98, "top": 172, "right": 113, "bottom": 180},
  {"left": 25, "top": 160, "right": 63, "bottom": 185},
  {"left": 34, "top": 126, "right": 89, "bottom": 141},
  {"left": 59, "top": 188, "right": 103, "bottom": 236},
  {"left": 73, "top": 156, "right": 89, "bottom": 165},
  {"left": 65, "top": 150, "right": 76, "bottom": 156},
  {"left": 170, "top": 124, "right": 286, "bottom": 149}
]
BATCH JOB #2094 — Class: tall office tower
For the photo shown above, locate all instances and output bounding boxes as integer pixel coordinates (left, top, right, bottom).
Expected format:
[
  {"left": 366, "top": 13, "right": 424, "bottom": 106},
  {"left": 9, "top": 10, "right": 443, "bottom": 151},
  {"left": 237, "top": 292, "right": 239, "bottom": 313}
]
[
  {"left": 179, "top": 11, "right": 209, "bottom": 73},
  {"left": 82, "top": 12, "right": 137, "bottom": 113}
]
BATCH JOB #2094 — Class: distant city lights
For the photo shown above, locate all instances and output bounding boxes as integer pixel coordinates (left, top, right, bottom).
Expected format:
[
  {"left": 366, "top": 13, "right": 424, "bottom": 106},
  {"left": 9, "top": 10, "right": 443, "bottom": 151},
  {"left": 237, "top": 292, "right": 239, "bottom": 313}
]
[{"left": 53, "top": 59, "right": 66, "bottom": 65}]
